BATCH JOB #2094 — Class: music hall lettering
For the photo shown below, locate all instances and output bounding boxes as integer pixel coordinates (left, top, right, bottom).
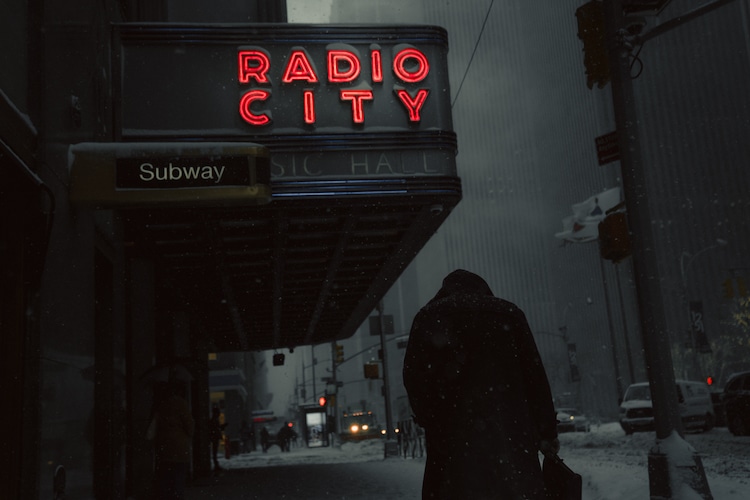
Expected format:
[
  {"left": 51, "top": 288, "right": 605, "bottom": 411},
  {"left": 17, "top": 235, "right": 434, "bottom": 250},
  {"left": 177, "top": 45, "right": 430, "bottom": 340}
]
[{"left": 270, "top": 150, "right": 449, "bottom": 179}]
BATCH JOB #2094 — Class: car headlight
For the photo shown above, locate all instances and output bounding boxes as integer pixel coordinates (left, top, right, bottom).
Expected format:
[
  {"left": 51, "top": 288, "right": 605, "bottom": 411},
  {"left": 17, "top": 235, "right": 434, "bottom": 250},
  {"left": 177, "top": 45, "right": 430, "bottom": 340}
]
[
  {"left": 361, "top": 424, "right": 369, "bottom": 431},
  {"left": 350, "top": 425, "right": 359, "bottom": 433}
]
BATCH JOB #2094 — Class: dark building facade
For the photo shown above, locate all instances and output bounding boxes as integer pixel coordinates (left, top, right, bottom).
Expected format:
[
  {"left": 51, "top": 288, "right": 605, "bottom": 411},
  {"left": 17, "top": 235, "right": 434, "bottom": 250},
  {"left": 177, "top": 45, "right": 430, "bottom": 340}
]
[
  {"left": 2, "top": 1, "right": 462, "bottom": 498},
  {"left": 330, "top": 0, "right": 750, "bottom": 423}
]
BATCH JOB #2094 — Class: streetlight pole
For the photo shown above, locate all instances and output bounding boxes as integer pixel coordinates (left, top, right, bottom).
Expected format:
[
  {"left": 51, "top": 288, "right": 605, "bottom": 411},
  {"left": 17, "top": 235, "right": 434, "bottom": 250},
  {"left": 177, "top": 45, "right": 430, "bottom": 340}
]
[
  {"left": 679, "top": 239, "right": 728, "bottom": 379},
  {"left": 376, "top": 300, "right": 398, "bottom": 457},
  {"left": 602, "top": 1, "right": 713, "bottom": 497}
]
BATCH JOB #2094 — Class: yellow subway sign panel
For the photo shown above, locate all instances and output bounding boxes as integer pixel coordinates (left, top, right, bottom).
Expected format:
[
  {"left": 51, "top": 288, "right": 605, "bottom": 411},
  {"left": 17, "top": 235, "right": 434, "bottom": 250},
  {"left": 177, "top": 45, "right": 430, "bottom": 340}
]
[{"left": 69, "top": 142, "right": 270, "bottom": 208}]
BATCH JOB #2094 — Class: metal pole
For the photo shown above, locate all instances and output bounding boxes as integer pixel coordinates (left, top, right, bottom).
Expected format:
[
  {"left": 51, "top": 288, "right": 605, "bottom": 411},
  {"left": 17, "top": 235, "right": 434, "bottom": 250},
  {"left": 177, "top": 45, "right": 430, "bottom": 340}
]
[
  {"left": 599, "top": 257, "right": 624, "bottom": 401},
  {"left": 639, "top": 0, "right": 741, "bottom": 43},
  {"left": 614, "top": 263, "right": 636, "bottom": 384},
  {"left": 331, "top": 342, "right": 341, "bottom": 441},
  {"left": 602, "top": 1, "right": 712, "bottom": 497},
  {"left": 377, "top": 301, "right": 396, "bottom": 457},
  {"left": 311, "top": 345, "right": 316, "bottom": 403}
]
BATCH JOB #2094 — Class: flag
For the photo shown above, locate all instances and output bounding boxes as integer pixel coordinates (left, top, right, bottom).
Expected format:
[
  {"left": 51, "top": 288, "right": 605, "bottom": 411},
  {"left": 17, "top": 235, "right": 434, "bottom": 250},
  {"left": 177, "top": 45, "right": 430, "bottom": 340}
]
[
  {"left": 555, "top": 187, "right": 623, "bottom": 244},
  {"left": 554, "top": 215, "right": 599, "bottom": 243},
  {"left": 571, "top": 187, "right": 622, "bottom": 223}
]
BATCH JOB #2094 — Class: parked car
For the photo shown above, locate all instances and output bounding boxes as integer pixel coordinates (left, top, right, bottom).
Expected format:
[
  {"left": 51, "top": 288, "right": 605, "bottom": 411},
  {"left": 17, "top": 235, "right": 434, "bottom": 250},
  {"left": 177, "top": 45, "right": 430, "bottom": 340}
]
[
  {"left": 723, "top": 371, "right": 750, "bottom": 436},
  {"left": 710, "top": 391, "right": 726, "bottom": 427},
  {"left": 556, "top": 408, "right": 590, "bottom": 432},
  {"left": 619, "top": 380, "right": 715, "bottom": 435}
]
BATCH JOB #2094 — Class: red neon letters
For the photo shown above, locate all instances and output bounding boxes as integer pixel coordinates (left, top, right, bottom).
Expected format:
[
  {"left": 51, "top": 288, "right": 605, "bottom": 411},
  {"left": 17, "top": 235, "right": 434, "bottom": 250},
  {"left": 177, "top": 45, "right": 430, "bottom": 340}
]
[
  {"left": 281, "top": 50, "right": 319, "bottom": 83},
  {"left": 238, "top": 50, "right": 271, "bottom": 84},
  {"left": 395, "top": 89, "right": 430, "bottom": 122},
  {"left": 239, "top": 90, "right": 271, "bottom": 126},
  {"left": 328, "top": 50, "right": 361, "bottom": 83},
  {"left": 340, "top": 89, "right": 374, "bottom": 123},
  {"left": 238, "top": 45, "right": 431, "bottom": 127}
]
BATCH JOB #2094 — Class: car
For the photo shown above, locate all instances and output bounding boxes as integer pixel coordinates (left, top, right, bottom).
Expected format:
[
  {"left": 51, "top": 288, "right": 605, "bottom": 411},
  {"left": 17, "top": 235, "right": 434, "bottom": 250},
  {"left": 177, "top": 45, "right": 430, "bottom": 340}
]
[
  {"left": 723, "top": 371, "right": 750, "bottom": 436},
  {"left": 619, "top": 380, "right": 715, "bottom": 435},
  {"left": 710, "top": 391, "right": 726, "bottom": 427},
  {"left": 556, "top": 408, "right": 590, "bottom": 432}
]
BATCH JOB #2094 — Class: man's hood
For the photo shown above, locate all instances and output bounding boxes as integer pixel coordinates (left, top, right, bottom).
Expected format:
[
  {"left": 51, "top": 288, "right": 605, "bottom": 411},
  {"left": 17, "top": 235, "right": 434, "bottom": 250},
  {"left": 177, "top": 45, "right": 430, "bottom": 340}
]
[{"left": 432, "top": 269, "right": 494, "bottom": 301}]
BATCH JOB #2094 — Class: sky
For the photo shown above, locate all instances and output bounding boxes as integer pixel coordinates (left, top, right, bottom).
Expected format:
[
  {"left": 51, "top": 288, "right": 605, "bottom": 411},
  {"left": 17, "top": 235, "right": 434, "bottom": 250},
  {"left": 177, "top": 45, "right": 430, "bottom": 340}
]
[
  {"left": 262, "top": 346, "right": 338, "bottom": 418},
  {"left": 286, "top": 0, "right": 333, "bottom": 23}
]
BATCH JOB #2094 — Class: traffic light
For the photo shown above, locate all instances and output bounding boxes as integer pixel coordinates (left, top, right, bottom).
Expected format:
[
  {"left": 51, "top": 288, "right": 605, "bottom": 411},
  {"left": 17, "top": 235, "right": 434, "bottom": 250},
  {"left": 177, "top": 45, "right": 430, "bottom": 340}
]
[
  {"left": 706, "top": 376, "right": 714, "bottom": 387},
  {"left": 272, "top": 353, "right": 285, "bottom": 366},
  {"left": 738, "top": 277, "right": 747, "bottom": 297},
  {"left": 364, "top": 362, "right": 380, "bottom": 379},
  {"left": 319, "top": 395, "right": 328, "bottom": 407},
  {"left": 335, "top": 344, "right": 344, "bottom": 364},
  {"left": 598, "top": 213, "right": 631, "bottom": 262},
  {"left": 722, "top": 279, "right": 734, "bottom": 299},
  {"left": 575, "top": 0, "right": 610, "bottom": 89}
]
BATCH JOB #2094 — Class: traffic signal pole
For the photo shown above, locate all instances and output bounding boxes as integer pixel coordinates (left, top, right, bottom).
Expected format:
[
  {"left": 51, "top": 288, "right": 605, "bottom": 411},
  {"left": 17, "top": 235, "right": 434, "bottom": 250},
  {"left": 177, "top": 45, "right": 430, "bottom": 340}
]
[
  {"left": 600, "top": 1, "right": 713, "bottom": 497},
  {"left": 377, "top": 301, "right": 398, "bottom": 457}
]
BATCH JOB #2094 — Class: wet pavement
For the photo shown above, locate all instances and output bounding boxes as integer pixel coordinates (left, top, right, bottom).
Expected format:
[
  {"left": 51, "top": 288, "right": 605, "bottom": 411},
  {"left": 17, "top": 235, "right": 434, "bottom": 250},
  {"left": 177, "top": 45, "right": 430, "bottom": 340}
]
[{"left": 184, "top": 443, "right": 425, "bottom": 499}]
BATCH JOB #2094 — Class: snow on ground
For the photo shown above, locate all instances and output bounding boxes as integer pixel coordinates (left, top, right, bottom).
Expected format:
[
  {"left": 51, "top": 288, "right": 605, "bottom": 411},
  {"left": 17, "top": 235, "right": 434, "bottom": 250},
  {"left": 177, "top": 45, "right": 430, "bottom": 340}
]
[
  {"left": 219, "top": 438, "right": 388, "bottom": 469},
  {"left": 558, "top": 422, "right": 750, "bottom": 499},
  {"left": 218, "top": 423, "right": 750, "bottom": 499}
]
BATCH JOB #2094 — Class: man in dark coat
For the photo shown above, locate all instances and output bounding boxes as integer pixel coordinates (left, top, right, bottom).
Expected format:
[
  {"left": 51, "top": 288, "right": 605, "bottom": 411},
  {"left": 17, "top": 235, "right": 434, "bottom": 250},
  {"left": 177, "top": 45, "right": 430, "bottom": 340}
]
[{"left": 403, "top": 269, "right": 560, "bottom": 499}]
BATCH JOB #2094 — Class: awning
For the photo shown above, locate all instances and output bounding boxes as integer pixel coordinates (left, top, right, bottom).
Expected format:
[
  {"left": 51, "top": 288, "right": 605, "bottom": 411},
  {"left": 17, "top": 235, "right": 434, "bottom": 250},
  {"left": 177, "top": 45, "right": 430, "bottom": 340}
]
[{"left": 122, "top": 175, "right": 461, "bottom": 352}]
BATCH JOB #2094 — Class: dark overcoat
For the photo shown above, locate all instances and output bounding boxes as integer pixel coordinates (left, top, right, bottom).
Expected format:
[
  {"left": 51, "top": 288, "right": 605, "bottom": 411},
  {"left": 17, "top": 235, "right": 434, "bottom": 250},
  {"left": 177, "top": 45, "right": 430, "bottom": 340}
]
[{"left": 403, "top": 270, "right": 558, "bottom": 499}]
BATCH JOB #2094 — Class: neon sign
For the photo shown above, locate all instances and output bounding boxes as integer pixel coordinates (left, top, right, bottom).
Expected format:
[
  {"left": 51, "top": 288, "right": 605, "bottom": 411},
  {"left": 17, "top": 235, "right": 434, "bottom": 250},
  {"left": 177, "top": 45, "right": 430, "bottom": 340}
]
[
  {"left": 237, "top": 45, "right": 431, "bottom": 127},
  {"left": 116, "top": 24, "right": 455, "bottom": 155}
]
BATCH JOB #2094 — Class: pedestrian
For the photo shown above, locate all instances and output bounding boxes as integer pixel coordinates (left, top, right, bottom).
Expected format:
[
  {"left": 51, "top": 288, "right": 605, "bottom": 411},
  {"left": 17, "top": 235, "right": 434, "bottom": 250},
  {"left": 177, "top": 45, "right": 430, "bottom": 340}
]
[
  {"left": 277, "top": 422, "right": 293, "bottom": 452},
  {"left": 290, "top": 425, "right": 299, "bottom": 448},
  {"left": 208, "top": 406, "right": 227, "bottom": 474},
  {"left": 152, "top": 381, "right": 195, "bottom": 500},
  {"left": 240, "top": 420, "right": 252, "bottom": 453},
  {"left": 260, "top": 426, "right": 270, "bottom": 453},
  {"left": 403, "top": 269, "right": 560, "bottom": 499}
]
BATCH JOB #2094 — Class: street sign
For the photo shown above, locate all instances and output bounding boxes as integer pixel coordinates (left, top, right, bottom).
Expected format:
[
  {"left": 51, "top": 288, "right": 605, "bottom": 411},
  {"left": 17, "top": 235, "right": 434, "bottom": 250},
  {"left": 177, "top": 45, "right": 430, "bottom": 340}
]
[
  {"left": 69, "top": 142, "right": 271, "bottom": 208},
  {"left": 595, "top": 131, "right": 620, "bottom": 166},
  {"left": 689, "top": 301, "right": 712, "bottom": 353}
]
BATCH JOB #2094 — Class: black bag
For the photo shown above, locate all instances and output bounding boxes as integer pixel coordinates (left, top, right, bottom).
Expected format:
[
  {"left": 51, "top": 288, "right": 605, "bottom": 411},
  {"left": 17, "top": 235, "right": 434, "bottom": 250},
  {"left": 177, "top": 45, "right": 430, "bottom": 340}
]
[{"left": 543, "top": 453, "right": 582, "bottom": 500}]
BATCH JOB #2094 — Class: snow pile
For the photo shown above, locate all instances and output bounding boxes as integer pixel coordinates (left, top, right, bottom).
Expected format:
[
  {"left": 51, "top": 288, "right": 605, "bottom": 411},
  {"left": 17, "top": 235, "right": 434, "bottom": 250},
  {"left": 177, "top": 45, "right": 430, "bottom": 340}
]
[
  {"left": 219, "top": 437, "right": 386, "bottom": 469},
  {"left": 558, "top": 423, "right": 749, "bottom": 500}
]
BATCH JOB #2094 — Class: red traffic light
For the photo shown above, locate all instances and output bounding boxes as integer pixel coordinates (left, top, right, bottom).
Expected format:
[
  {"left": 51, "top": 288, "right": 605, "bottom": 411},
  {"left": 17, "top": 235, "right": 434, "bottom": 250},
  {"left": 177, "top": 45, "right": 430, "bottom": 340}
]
[
  {"left": 706, "top": 376, "right": 714, "bottom": 386},
  {"left": 318, "top": 395, "right": 327, "bottom": 406}
]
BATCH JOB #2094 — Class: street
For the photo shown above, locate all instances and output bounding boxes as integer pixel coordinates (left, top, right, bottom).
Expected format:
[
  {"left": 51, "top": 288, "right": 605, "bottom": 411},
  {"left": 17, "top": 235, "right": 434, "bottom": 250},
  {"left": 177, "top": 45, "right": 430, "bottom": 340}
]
[
  {"left": 186, "top": 449, "right": 425, "bottom": 499},
  {"left": 182, "top": 423, "right": 750, "bottom": 499}
]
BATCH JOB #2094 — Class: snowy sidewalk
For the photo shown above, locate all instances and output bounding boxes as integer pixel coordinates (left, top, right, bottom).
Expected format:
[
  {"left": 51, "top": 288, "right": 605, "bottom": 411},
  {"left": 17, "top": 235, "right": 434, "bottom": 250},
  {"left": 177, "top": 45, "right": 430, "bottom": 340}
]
[{"left": 197, "top": 425, "right": 750, "bottom": 499}]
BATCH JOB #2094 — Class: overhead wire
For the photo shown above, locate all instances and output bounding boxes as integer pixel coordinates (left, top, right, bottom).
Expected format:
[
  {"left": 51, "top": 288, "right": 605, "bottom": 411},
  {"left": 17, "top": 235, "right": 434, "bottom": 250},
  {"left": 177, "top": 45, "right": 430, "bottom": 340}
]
[{"left": 451, "top": 0, "right": 495, "bottom": 109}]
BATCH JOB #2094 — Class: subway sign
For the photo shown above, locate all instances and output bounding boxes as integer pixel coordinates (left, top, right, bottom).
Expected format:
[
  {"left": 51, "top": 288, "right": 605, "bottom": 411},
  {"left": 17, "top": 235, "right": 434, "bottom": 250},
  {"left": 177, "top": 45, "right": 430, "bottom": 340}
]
[
  {"left": 68, "top": 142, "right": 271, "bottom": 208},
  {"left": 114, "top": 24, "right": 457, "bottom": 181},
  {"left": 115, "top": 156, "right": 251, "bottom": 189}
]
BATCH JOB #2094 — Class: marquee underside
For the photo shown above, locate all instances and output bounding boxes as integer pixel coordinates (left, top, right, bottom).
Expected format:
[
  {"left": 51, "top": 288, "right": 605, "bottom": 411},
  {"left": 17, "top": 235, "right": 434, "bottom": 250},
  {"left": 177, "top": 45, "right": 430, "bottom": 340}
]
[{"left": 122, "top": 176, "right": 461, "bottom": 352}]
